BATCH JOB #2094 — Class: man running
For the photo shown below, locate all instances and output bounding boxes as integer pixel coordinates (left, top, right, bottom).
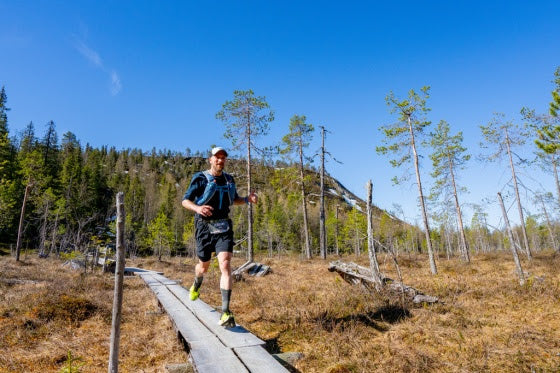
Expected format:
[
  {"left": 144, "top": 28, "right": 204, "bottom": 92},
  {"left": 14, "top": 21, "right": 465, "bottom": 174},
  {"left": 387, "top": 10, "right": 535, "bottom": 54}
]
[{"left": 181, "top": 147, "right": 257, "bottom": 327}]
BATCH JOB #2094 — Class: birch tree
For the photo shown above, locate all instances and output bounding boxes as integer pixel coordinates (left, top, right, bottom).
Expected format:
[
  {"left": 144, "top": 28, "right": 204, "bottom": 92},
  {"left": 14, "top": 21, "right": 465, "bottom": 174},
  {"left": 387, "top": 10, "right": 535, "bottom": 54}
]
[
  {"left": 216, "top": 90, "right": 274, "bottom": 262},
  {"left": 281, "top": 114, "right": 314, "bottom": 259},
  {"left": 376, "top": 86, "right": 437, "bottom": 274},
  {"left": 147, "top": 211, "right": 173, "bottom": 261},
  {"left": 480, "top": 113, "right": 532, "bottom": 260},
  {"left": 428, "top": 120, "right": 471, "bottom": 262}
]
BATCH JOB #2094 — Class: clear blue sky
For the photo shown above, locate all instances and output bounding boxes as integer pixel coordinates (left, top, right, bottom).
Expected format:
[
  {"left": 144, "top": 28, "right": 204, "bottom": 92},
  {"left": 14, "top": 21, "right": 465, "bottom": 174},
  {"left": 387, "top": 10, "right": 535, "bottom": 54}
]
[{"left": 1, "top": 1, "right": 559, "bottom": 228}]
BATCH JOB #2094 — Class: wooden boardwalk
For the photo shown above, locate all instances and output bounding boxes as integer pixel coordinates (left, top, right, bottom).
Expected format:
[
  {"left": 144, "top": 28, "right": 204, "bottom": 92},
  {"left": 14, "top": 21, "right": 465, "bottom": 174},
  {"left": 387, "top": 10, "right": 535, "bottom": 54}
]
[{"left": 135, "top": 270, "right": 289, "bottom": 373}]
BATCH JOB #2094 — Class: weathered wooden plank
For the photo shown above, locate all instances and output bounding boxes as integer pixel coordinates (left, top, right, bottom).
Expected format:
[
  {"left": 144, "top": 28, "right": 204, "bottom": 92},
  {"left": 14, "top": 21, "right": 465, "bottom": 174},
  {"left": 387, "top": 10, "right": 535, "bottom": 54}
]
[
  {"left": 139, "top": 273, "right": 286, "bottom": 373},
  {"left": 125, "top": 267, "right": 163, "bottom": 275},
  {"left": 140, "top": 276, "right": 248, "bottom": 372},
  {"left": 188, "top": 339, "right": 249, "bottom": 373},
  {"left": 138, "top": 273, "right": 163, "bottom": 286},
  {"left": 149, "top": 272, "right": 178, "bottom": 285},
  {"left": 166, "top": 284, "right": 265, "bottom": 349},
  {"left": 234, "top": 346, "right": 289, "bottom": 373}
]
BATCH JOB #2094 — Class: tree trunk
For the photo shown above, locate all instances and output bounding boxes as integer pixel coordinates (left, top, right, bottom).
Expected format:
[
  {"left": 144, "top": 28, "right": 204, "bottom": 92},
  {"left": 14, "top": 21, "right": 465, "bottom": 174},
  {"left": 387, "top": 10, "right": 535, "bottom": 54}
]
[
  {"left": 505, "top": 128, "right": 532, "bottom": 260},
  {"left": 319, "top": 126, "right": 327, "bottom": 259},
  {"left": 299, "top": 143, "right": 311, "bottom": 259},
  {"left": 38, "top": 199, "right": 50, "bottom": 257},
  {"left": 497, "top": 192, "right": 526, "bottom": 285},
  {"left": 15, "top": 183, "right": 30, "bottom": 262},
  {"left": 445, "top": 229, "right": 452, "bottom": 260},
  {"left": 335, "top": 205, "right": 339, "bottom": 256},
  {"left": 246, "top": 109, "right": 254, "bottom": 263},
  {"left": 50, "top": 211, "right": 59, "bottom": 255},
  {"left": 408, "top": 117, "right": 437, "bottom": 274},
  {"left": 267, "top": 232, "right": 273, "bottom": 258},
  {"left": 366, "top": 181, "right": 382, "bottom": 289},
  {"left": 448, "top": 155, "right": 470, "bottom": 262},
  {"left": 552, "top": 158, "right": 560, "bottom": 209},
  {"left": 354, "top": 218, "right": 360, "bottom": 256},
  {"left": 540, "top": 197, "right": 558, "bottom": 252}
]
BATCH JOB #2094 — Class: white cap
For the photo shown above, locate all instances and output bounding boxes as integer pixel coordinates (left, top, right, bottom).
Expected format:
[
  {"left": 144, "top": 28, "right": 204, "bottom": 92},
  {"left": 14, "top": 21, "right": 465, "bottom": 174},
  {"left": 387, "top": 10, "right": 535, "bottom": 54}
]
[{"left": 211, "top": 147, "right": 228, "bottom": 157}]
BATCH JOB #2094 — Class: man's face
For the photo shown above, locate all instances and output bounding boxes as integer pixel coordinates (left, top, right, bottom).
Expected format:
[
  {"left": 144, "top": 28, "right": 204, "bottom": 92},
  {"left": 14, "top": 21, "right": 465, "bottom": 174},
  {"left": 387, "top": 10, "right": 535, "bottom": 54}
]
[{"left": 210, "top": 152, "right": 227, "bottom": 172}]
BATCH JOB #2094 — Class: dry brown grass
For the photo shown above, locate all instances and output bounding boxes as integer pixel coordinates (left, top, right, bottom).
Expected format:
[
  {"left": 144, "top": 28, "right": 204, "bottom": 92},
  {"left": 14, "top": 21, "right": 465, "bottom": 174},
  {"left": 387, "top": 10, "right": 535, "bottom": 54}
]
[
  {"left": 1, "top": 250, "right": 559, "bottom": 372},
  {"left": 0, "top": 254, "right": 185, "bottom": 372}
]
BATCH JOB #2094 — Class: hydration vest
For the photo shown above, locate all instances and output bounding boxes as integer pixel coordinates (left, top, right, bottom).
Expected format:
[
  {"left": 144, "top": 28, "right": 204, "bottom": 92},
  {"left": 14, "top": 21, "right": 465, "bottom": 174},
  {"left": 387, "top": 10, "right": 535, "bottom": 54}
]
[{"left": 194, "top": 171, "right": 237, "bottom": 209}]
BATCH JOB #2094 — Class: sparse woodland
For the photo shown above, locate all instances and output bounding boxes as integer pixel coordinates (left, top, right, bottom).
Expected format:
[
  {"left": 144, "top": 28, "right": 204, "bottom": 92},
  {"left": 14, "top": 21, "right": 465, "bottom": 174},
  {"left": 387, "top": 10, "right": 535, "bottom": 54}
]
[{"left": 1, "top": 68, "right": 560, "bottom": 371}]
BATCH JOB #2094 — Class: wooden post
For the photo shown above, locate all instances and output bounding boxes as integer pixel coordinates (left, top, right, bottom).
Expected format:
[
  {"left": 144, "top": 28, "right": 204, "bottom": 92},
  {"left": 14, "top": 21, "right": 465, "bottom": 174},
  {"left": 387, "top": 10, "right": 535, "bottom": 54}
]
[
  {"left": 497, "top": 192, "right": 525, "bottom": 285},
  {"left": 108, "top": 192, "right": 126, "bottom": 373},
  {"left": 366, "top": 181, "right": 383, "bottom": 289}
]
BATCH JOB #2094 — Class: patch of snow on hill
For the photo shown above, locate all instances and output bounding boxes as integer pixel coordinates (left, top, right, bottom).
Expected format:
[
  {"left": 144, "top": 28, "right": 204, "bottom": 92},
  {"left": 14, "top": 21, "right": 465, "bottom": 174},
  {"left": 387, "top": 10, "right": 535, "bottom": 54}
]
[
  {"left": 343, "top": 194, "right": 362, "bottom": 211},
  {"left": 328, "top": 188, "right": 339, "bottom": 196}
]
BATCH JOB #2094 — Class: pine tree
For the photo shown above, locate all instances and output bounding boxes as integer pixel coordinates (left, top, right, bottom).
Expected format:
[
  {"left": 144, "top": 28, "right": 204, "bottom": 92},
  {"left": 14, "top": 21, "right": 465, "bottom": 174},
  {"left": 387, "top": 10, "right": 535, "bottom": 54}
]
[
  {"left": 522, "top": 108, "right": 560, "bottom": 205},
  {"left": 281, "top": 114, "right": 314, "bottom": 259},
  {"left": 522, "top": 67, "right": 560, "bottom": 205},
  {"left": 216, "top": 89, "right": 274, "bottom": 262},
  {"left": 376, "top": 86, "right": 437, "bottom": 274},
  {"left": 428, "top": 120, "right": 471, "bottom": 262},
  {"left": 480, "top": 113, "right": 532, "bottom": 260}
]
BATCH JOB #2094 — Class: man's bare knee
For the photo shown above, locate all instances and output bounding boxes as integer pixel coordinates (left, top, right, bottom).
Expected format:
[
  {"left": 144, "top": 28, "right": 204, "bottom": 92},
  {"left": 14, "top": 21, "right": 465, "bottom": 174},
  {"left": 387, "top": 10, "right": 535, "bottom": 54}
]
[
  {"left": 197, "top": 261, "right": 210, "bottom": 276},
  {"left": 219, "top": 259, "right": 231, "bottom": 272},
  {"left": 217, "top": 252, "right": 232, "bottom": 273}
]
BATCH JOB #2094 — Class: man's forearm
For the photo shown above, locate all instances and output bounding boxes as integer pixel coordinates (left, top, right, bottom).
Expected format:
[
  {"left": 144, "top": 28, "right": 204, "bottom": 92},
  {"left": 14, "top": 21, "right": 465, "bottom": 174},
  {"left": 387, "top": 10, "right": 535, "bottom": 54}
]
[{"left": 182, "top": 199, "right": 199, "bottom": 213}]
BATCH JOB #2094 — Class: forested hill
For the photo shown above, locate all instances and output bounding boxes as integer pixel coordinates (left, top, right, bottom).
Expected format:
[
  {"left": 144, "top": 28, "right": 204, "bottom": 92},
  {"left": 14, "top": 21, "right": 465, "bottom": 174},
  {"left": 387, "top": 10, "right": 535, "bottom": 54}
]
[{"left": 0, "top": 123, "right": 412, "bottom": 257}]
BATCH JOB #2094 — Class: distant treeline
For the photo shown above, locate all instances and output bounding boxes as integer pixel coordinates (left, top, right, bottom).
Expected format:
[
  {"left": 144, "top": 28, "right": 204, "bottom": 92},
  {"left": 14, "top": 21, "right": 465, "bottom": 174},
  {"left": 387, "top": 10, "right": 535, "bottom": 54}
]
[{"left": 0, "top": 85, "right": 558, "bottom": 259}]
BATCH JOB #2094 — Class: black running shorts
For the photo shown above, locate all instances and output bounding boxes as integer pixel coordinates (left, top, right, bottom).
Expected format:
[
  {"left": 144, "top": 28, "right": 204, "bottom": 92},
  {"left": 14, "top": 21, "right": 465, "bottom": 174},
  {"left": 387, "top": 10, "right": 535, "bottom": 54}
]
[{"left": 194, "top": 218, "right": 234, "bottom": 262}]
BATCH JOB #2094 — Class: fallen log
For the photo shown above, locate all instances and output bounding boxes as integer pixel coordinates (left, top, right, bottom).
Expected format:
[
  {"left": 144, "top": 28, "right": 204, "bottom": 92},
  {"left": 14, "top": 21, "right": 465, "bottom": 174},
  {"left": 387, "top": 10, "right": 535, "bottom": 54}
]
[
  {"left": 232, "top": 261, "right": 271, "bottom": 281},
  {"left": 328, "top": 260, "right": 438, "bottom": 304}
]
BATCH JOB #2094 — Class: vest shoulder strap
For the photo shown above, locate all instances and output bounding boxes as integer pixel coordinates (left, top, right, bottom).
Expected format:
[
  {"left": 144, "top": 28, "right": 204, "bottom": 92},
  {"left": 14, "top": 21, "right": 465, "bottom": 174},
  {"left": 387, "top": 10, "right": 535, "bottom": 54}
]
[{"left": 203, "top": 170, "right": 233, "bottom": 183}]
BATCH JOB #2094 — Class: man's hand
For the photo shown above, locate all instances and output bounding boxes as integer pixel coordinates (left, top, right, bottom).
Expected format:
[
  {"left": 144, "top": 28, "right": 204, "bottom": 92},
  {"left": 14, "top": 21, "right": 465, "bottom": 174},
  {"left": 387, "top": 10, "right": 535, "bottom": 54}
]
[
  {"left": 248, "top": 192, "right": 258, "bottom": 204},
  {"left": 197, "top": 204, "right": 214, "bottom": 217},
  {"left": 182, "top": 199, "right": 213, "bottom": 216}
]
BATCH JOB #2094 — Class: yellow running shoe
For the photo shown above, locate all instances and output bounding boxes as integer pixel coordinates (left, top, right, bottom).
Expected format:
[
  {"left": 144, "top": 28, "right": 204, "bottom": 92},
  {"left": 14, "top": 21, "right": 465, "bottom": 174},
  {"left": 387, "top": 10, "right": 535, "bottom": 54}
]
[
  {"left": 219, "top": 311, "right": 235, "bottom": 328},
  {"left": 189, "top": 285, "right": 200, "bottom": 301}
]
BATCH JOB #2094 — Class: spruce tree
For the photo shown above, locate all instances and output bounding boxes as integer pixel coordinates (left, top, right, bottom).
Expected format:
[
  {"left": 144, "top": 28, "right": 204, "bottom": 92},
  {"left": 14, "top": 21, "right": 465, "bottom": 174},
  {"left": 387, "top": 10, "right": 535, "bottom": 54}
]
[{"left": 0, "top": 86, "right": 19, "bottom": 239}]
